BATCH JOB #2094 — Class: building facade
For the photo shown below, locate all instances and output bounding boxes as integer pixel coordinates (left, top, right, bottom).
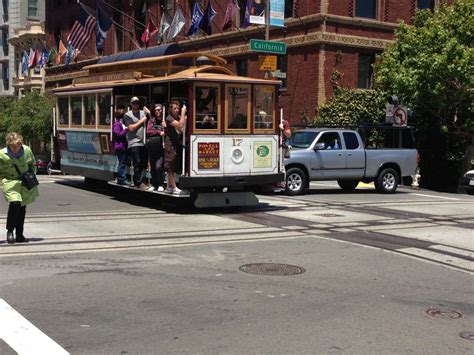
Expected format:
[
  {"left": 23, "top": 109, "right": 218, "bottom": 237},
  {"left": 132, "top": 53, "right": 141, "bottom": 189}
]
[
  {"left": 44, "top": 0, "right": 439, "bottom": 123},
  {"left": 1, "top": 0, "right": 46, "bottom": 98}
]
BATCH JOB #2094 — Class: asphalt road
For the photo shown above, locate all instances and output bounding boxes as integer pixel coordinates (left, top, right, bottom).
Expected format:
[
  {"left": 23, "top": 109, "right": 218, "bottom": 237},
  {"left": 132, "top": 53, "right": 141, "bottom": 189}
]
[{"left": 0, "top": 175, "right": 472, "bottom": 354}]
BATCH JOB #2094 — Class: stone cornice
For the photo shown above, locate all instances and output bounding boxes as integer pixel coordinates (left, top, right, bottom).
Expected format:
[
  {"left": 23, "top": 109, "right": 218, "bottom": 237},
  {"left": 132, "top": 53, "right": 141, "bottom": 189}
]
[{"left": 205, "top": 31, "right": 392, "bottom": 58}]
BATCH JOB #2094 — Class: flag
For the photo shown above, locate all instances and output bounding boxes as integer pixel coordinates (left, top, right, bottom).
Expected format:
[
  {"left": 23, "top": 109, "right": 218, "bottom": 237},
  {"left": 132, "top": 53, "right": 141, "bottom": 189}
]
[
  {"left": 47, "top": 47, "right": 57, "bottom": 64},
  {"left": 166, "top": 7, "right": 185, "bottom": 42},
  {"left": 243, "top": 0, "right": 251, "bottom": 28},
  {"left": 222, "top": 0, "right": 240, "bottom": 31},
  {"left": 157, "top": 11, "right": 172, "bottom": 44},
  {"left": 141, "top": 18, "right": 158, "bottom": 47},
  {"left": 34, "top": 47, "right": 42, "bottom": 65},
  {"left": 28, "top": 48, "right": 36, "bottom": 68},
  {"left": 65, "top": 45, "right": 74, "bottom": 65},
  {"left": 57, "top": 40, "right": 67, "bottom": 64},
  {"left": 21, "top": 51, "right": 29, "bottom": 75},
  {"left": 67, "top": 5, "right": 96, "bottom": 52},
  {"left": 199, "top": 1, "right": 217, "bottom": 35},
  {"left": 96, "top": 4, "right": 113, "bottom": 53},
  {"left": 186, "top": 2, "right": 204, "bottom": 37},
  {"left": 38, "top": 47, "right": 49, "bottom": 67}
]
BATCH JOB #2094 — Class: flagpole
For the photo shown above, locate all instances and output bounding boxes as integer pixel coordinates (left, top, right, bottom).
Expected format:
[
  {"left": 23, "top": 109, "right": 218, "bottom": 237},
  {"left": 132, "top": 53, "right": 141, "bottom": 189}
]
[{"left": 99, "top": 0, "right": 146, "bottom": 29}]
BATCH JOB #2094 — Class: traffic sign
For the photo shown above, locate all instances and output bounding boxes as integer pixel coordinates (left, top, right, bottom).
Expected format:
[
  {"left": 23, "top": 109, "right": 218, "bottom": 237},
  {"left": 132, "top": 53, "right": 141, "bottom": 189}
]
[
  {"left": 259, "top": 55, "right": 277, "bottom": 71},
  {"left": 393, "top": 106, "right": 408, "bottom": 127},
  {"left": 250, "top": 39, "right": 287, "bottom": 55},
  {"left": 270, "top": 70, "right": 286, "bottom": 78}
]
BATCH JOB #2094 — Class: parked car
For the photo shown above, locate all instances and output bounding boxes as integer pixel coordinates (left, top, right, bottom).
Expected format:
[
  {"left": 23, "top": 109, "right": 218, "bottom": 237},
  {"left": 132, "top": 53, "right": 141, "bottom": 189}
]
[
  {"left": 284, "top": 128, "right": 419, "bottom": 195},
  {"left": 461, "top": 170, "right": 474, "bottom": 195},
  {"left": 35, "top": 155, "right": 52, "bottom": 175}
]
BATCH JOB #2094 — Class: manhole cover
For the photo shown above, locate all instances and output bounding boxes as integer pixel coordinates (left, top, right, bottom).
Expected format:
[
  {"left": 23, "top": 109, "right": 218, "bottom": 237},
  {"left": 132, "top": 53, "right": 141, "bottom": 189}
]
[
  {"left": 426, "top": 308, "right": 463, "bottom": 319},
  {"left": 459, "top": 332, "right": 474, "bottom": 340},
  {"left": 239, "top": 263, "right": 305, "bottom": 276}
]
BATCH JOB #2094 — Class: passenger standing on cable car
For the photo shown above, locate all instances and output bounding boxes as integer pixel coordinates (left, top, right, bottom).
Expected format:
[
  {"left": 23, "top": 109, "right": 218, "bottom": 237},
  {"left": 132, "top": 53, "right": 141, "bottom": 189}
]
[
  {"left": 164, "top": 100, "right": 187, "bottom": 195},
  {"left": 112, "top": 108, "right": 129, "bottom": 185},
  {"left": 123, "top": 96, "right": 149, "bottom": 190},
  {"left": 146, "top": 104, "right": 166, "bottom": 192}
]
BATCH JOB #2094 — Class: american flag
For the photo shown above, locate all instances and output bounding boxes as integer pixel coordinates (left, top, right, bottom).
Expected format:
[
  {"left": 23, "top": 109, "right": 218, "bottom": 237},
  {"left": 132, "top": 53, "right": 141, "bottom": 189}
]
[{"left": 67, "top": 5, "right": 96, "bottom": 52}]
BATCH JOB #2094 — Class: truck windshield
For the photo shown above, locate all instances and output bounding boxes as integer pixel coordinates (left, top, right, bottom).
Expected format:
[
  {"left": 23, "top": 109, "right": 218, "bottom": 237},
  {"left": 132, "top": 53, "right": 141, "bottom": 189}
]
[{"left": 289, "top": 131, "right": 319, "bottom": 148}]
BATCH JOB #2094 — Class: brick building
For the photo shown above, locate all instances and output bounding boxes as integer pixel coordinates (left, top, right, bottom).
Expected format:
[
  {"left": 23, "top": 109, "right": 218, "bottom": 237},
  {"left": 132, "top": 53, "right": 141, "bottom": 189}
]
[{"left": 44, "top": 0, "right": 438, "bottom": 123}]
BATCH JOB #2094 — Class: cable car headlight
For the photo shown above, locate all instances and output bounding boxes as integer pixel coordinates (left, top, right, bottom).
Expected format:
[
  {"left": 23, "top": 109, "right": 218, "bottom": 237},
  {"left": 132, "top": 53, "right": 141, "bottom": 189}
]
[{"left": 231, "top": 148, "right": 244, "bottom": 164}]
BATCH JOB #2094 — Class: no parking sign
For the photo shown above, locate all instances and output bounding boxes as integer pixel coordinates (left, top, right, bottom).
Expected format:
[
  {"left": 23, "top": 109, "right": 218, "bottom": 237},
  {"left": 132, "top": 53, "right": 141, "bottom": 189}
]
[{"left": 393, "top": 106, "right": 408, "bottom": 127}]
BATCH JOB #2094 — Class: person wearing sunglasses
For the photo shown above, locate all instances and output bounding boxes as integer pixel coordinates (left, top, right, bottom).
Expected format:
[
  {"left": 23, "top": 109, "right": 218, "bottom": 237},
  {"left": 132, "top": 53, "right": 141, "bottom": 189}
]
[{"left": 122, "top": 96, "right": 149, "bottom": 190}]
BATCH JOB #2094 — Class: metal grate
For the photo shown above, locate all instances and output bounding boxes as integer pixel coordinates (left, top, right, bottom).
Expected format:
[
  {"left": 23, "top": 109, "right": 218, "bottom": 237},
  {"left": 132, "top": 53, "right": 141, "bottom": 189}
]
[{"left": 239, "top": 263, "right": 305, "bottom": 276}]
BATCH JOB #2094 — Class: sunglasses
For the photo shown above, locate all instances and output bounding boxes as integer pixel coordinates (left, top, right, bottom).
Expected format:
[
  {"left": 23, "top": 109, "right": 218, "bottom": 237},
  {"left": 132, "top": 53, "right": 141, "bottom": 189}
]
[
  {"left": 155, "top": 108, "right": 162, "bottom": 111},
  {"left": 131, "top": 101, "right": 139, "bottom": 104}
]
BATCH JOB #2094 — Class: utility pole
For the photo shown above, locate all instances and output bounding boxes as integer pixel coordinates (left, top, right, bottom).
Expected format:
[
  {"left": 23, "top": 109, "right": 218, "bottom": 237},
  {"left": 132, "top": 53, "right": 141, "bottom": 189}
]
[{"left": 264, "top": 0, "right": 270, "bottom": 78}]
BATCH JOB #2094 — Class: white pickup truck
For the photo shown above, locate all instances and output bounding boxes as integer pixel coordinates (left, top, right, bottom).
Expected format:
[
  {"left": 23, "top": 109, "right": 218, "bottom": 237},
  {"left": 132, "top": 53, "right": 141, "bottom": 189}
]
[{"left": 284, "top": 128, "right": 419, "bottom": 195}]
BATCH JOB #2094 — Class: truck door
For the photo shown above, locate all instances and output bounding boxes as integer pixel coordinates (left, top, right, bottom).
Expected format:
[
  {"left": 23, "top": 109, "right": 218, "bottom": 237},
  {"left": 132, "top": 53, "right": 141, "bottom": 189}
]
[
  {"left": 310, "top": 132, "right": 346, "bottom": 178},
  {"left": 343, "top": 132, "right": 365, "bottom": 179}
]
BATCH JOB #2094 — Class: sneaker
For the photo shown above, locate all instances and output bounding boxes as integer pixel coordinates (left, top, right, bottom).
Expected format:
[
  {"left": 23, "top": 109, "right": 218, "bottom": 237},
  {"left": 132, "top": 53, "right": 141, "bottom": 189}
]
[
  {"left": 157, "top": 186, "right": 164, "bottom": 192},
  {"left": 172, "top": 187, "right": 183, "bottom": 195},
  {"left": 166, "top": 187, "right": 174, "bottom": 194},
  {"left": 147, "top": 186, "right": 156, "bottom": 192},
  {"left": 117, "top": 180, "right": 131, "bottom": 186}
]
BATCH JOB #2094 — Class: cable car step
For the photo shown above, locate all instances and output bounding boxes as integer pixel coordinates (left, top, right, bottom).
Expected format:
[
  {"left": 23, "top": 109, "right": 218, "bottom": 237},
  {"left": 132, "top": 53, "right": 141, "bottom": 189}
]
[
  {"left": 194, "top": 192, "right": 258, "bottom": 208},
  {"left": 107, "top": 181, "right": 190, "bottom": 198}
]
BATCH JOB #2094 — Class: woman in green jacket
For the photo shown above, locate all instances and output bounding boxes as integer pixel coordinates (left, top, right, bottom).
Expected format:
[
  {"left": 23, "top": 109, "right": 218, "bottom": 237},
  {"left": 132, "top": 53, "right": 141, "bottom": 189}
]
[{"left": 0, "top": 133, "right": 39, "bottom": 244}]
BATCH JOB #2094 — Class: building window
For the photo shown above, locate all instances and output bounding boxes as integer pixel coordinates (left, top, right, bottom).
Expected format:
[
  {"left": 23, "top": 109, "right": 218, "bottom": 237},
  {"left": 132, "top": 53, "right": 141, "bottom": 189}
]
[
  {"left": 285, "top": 0, "right": 294, "bottom": 18},
  {"left": 2, "top": 65, "right": 9, "bottom": 90},
  {"left": 2, "top": 0, "right": 8, "bottom": 21},
  {"left": 235, "top": 59, "right": 247, "bottom": 76},
  {"left": 277, "top": 55, "right": 288, "bottom": 89},
  {"left": 417, "top": 0, "right": 434, "bottom": 10},
  {"left": 357, "top": 53, "right": 375, "bottom": 89},
  {"left": 2, "top": 30, "right": 8, "bottom": 56},
  {"left": 355, "top": 0, "right": 377, "bottom": 19},
  {"left": 28, "top": 0, "right": 38, "bottom": 17}
]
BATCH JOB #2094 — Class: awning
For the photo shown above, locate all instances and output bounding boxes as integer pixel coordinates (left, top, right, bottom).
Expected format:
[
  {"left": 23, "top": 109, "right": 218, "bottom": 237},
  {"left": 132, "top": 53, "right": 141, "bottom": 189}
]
[{"left": 97, "top": 43, "right": 182, "bottom": 64}]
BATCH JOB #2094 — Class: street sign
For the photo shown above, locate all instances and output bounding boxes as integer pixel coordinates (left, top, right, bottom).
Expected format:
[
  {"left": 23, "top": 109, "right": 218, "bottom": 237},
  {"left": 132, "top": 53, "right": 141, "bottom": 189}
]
[
  {"left": 250, "top": 39, "right": 287, "bottom": 55},
  {"left": 270, "top": 70, "right": 286, "bottom": 78},
  {"left": 259, "top": 55, "right": 277, "bottom": 71},
  {"left": 393, "top": 106, "right": 408, "bottom": 127}
]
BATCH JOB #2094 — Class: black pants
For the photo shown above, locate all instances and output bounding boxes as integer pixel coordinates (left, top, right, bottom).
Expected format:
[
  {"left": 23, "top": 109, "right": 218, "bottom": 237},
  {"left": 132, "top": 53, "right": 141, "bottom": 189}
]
[
  {"left": 147, "top": 136, "right": 165, "bottom": 188},
  {"left": 128, "top": 146, "right": 147, "bottom": 186},
  {"left": 7, "top": 201, "right": 26, "bottom": 237}
]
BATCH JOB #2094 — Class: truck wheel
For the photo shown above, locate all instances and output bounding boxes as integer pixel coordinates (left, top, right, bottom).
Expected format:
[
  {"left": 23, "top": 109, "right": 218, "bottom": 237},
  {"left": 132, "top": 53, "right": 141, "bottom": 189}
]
[
  {"left": 285, "top": 167, "right": 307, "bottom": 196},
  {"left": 337, "top": 179, "right": 359, "bottom": 192},
  {"left": 375, "top": 168, "right": 399, "bottom": 193}
]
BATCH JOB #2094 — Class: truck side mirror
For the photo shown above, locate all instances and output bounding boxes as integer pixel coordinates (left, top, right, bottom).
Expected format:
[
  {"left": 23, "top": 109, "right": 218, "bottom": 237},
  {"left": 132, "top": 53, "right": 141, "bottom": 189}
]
[{"left": 314, "top": 142, "right": 326, "bottom": 150}]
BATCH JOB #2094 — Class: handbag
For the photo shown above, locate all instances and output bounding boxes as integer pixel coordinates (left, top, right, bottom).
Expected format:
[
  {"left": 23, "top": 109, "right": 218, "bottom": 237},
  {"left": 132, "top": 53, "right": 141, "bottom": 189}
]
[{"left": 13, "top": 164, "right": 39, "bottom": 190}]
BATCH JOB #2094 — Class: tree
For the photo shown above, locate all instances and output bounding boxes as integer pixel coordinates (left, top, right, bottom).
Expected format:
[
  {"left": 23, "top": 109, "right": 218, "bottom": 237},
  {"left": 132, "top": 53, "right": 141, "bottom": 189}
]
[
  {"left": 374, "top": 0, "right": 474, "bottom": 191},
  {"left": 1, "top": 92, "right": 54, "bottom": 150}
]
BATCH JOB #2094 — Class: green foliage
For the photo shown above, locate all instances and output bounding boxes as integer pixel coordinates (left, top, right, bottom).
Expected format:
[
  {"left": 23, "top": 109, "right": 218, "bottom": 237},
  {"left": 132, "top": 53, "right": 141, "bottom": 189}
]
[
  {"left": 317, "top": 88, "right": 387, "bottom": 127},
  {"left": 374, "top": 0, "right": 474, "bottom": 133},
  {"left": 0, "top": 92, "right": 54, "bottom": 147}
]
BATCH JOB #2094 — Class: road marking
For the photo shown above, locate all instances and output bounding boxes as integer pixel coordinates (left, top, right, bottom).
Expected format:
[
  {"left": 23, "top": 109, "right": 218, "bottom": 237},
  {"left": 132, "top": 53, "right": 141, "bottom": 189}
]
[
  {"left": 399, "top": 248, "right": 474, "bottom": 272},
  {"left": 0, "top": 299, "right": 69, "bottom": 355},
  {"left": 429, "top": 245, "right": 474, "bottom": 259},
  {"left": 410, "top": 193, "right": 461, "bottom": 201}
]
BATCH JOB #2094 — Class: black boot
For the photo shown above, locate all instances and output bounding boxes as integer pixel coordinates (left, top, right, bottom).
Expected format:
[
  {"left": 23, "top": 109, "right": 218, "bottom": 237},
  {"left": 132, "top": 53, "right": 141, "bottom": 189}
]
[{"left": 6, "top": 231, "right": 14, "bottom": 244}]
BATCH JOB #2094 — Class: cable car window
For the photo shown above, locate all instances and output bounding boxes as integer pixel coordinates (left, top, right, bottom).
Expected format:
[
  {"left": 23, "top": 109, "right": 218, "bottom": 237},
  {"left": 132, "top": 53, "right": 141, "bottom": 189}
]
[
  {"left": 195, "top": 84, "right": 219, "bottom": 131},
  {"left": 71, "top": 96, "right": 82, "bottom": 126},
  {"left": 254, "top": 86, "right": 274, "bottom": 130},
  {"left": 98, "top": 94, "right": 111, "bottom": 127},
  {"left": 57, "top": 97, "right": 69, "bottom": 127},
  {"left": 84, "top": 94, "right": 96, "bottom": 127},
  {"left": 226, "top": 85, "right": 250, "bottom": 131}
]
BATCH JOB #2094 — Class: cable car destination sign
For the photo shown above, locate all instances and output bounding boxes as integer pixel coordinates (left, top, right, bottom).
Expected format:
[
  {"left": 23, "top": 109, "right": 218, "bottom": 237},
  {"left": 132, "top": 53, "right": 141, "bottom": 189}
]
[{"left": 250, "top": 39, "right": 287, "bottom": 55}]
